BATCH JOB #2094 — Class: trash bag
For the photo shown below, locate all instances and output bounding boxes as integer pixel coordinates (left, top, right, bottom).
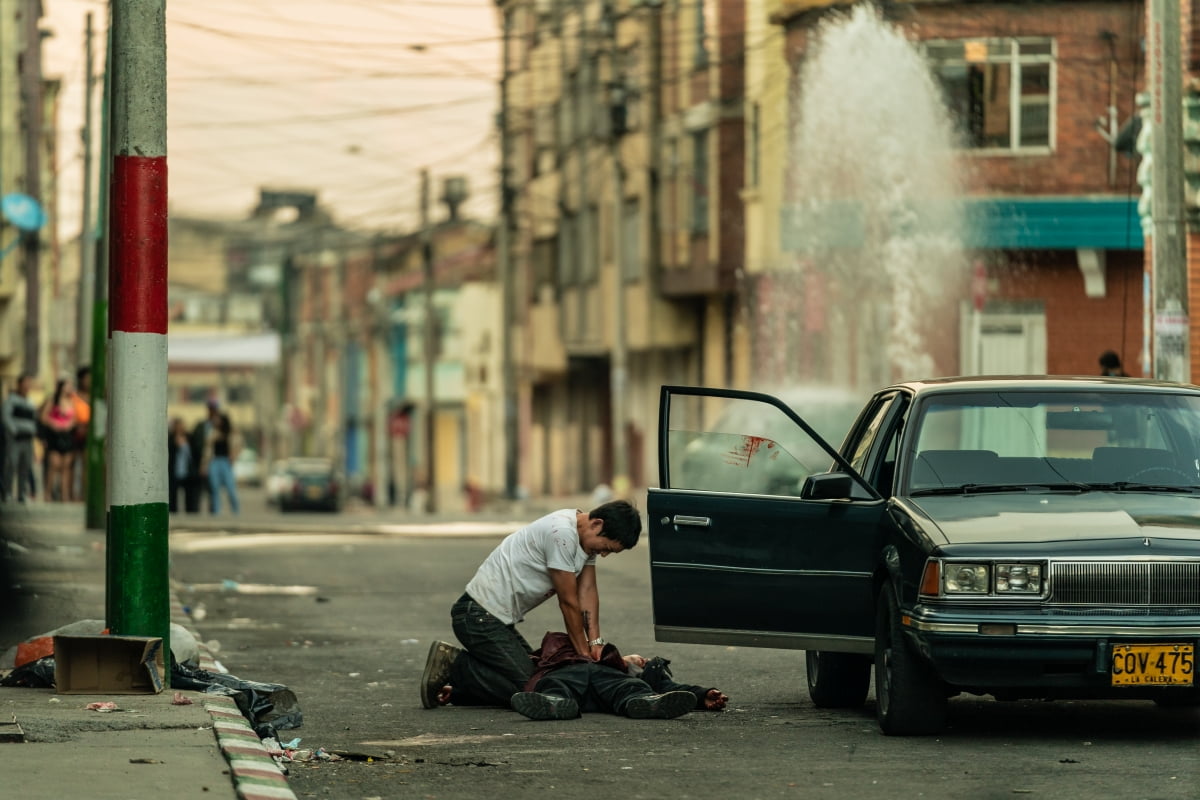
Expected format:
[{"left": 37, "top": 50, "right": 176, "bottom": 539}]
[
  {"left": 0, "top": 656, "right": 56, "bottom": 688},
  {"left": 170, "top": 660, "right": 303, "bottom": 731}
]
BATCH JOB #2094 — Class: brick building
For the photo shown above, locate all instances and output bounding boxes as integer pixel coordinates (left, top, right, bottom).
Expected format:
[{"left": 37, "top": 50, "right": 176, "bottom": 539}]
[{"left": 772, "top": 0, "right": 1146, "bottom": 381}]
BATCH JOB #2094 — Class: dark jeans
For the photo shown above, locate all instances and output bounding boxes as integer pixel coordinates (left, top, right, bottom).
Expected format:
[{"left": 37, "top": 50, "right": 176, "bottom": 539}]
[
  {"left": 534, "top": 662, "right": 659, "bottom": 716},
  {"left": 448, "top": 593, "right": 535, "bottom": 707},
  {"left": 169, "top": 474, "right": 201, "bottom": 514}
]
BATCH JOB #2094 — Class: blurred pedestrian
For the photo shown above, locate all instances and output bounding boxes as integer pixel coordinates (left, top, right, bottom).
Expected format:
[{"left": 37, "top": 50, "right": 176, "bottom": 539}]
[
  {"left": 167, "top": 417, "right": 198, "bottom": 514},
  {"left": 39, "top": 378, "right": 78, "bottom": 503},
  {"left": 2, "top": 375, "right": 37, "bottom": 503},
  {"left": 190, "top": 399, "right": 221, "bottom": 511},
  {"left": 1099, "top": 350, "right": 1129, "bottom": 377},
  {"left": 206, "top": 412, "right": 240, "bottom": 515},
  {"left": 71, "top": 365, "right": 91, "bottom": 501}
]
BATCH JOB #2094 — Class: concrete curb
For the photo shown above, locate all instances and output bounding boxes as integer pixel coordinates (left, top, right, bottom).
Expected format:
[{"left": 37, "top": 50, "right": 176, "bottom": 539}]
[{"left": 170, "top": 595, "right": 299, "bottom": 800}]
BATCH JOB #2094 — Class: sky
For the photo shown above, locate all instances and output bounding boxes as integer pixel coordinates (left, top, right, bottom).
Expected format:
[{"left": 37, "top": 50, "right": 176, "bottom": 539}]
[{"left": 43, "top": 0, "right": 502, "bottom": 239}]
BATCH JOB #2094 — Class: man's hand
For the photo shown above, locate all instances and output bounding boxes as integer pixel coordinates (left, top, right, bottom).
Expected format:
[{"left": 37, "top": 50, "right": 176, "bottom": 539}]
[
  {"left": 589, "top": 644, "right": 604, "bottom": 660},
  {"left": 703, "top": 689, "right": 728, "bottom": 711}
]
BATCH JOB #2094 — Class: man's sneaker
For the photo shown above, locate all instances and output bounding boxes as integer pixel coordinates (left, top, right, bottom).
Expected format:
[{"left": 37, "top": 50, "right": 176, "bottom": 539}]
[
  {"left": 420, "top": 641, "right": 461, "bottom": 709},
  {"left": 624, "top": 690, "right": 695, "bottom": 720},
  {"left": 510, "top": 692, "right": 580, "bottom": 720}
]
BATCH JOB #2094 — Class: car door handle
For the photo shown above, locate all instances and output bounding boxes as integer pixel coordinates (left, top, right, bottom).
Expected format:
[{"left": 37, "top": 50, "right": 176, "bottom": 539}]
[{"left": 670, "top": 515, "right": 712, "bottom": 527}]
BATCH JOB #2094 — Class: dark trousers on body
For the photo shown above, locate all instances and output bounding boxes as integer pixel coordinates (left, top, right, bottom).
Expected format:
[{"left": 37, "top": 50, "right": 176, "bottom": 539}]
[
  {"left": 447, "top": 593, "right": 535, "bottom": 707},
  {"left": 534, "top": 662, "right": 661, "bottom": 716}
]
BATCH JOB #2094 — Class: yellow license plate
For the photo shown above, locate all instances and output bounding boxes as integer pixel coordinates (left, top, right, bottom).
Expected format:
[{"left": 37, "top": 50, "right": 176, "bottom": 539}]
[
  {"left": 306, "top": 486, "right": 322, "bottom": 499},
  {"left": 1111, "top": 644, "right": 1195, "bottom": 686}
]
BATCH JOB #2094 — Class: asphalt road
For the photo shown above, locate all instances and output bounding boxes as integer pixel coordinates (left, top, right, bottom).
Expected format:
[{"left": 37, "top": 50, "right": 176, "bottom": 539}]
[{"left": 170, "top": 523, "right": 1200, "bottom": 800}]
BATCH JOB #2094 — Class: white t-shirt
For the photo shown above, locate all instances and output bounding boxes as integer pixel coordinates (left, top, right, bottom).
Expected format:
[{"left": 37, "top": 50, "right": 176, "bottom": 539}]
[{"left": 465, "top": 508, "right": 596, "bottom": 625}]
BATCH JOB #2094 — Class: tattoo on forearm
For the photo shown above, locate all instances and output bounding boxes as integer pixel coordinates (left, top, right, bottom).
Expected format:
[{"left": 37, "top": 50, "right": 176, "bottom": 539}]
[{"left": 582, "top": 611, "right": 592, "bottom": 638}]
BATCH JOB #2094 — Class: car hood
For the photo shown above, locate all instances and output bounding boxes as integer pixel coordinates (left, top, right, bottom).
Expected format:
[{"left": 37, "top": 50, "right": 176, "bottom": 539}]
[{"left": 906, "top": 492, "right": 1200, "bottom": 546}]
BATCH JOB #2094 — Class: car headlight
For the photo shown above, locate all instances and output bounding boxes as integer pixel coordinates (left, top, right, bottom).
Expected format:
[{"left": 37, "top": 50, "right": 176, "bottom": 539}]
[
  {"left": 943, "top": 563, "right": 989, "bottom": 594},
  {"left": 995, "top": 562, "right": 1043, "bottom": 594}
]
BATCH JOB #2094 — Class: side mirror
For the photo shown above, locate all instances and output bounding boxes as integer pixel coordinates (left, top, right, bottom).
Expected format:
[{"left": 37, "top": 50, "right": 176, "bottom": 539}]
[
  {"left": 802, "top": 471, "right": 875, "bottom": 500},
  {"left": 802, "top": 472, "right": 853, "bottom": 500}
]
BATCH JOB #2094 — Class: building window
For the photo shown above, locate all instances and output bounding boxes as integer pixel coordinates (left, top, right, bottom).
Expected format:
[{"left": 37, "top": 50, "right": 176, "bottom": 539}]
[
  {"left": 582, "top": 204, "right": 599, "bottom": 283},
  {"left": 691, "top": 129, "right": 709, "bottom": 234},
  {"left": 532, "top": 237, "right": 557, "bottom": 302},
  {"left": 925, "top": 38, "right": 1055, "bottom": 151},
  {"left": 621, "top": 198, "right": 641, "bottom": 281},
  {"left": 184, "top": 386, "right": 214, "bottom": 405},
  {"left": 228, "top": 384, "right": 254, "bottom": 404},
  {"left": 747, "top": 102, "right": 760, "bottom": 188},
  {"left": 693, "top": 0, "right": 710, "bottom": 69},
  {"left": 559, "top": 211, "right": 578, "bottom": 287}
]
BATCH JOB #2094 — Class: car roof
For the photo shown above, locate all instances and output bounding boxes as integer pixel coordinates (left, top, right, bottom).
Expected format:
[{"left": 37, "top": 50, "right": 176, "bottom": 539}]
[
  {"left": 885, "top": 375, "right": 1200, "bottom": 396},
  {"left": 285, "top": 457, "right": 334, "bottom": 468}
]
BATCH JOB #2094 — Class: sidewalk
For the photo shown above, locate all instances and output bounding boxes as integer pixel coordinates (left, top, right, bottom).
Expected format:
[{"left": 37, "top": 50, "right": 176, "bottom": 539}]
[
  {"left": 0, "top": 492, "right": 608, "bottom": 799},
  {"left": 0, "top": 502, "right": 297, "bottom": 800}
]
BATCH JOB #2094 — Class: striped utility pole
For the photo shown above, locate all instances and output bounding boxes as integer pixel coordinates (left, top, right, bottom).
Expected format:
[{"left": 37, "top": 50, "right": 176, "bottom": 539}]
[{"left": 106, "top": 0, "right": 169, "bottom": 650}]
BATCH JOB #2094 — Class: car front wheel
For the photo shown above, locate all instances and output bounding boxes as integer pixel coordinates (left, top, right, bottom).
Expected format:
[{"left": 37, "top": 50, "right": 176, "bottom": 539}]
[
  {"left": 874, "top": 586, "right": 948, "bottom": 735},
  {"left": 806, "top": 650, "right": 871, "bottom": 708}
]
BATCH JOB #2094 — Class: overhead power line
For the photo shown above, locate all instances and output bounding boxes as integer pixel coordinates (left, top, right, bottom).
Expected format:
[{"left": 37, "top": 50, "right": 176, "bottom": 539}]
[{"left": 171, "top": 94, "right": 494, "bottom": 130}]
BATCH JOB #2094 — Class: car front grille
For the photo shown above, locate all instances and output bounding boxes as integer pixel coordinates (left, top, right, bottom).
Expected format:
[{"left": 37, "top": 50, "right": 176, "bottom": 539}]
[{"left": 1048, "top": 561, "right": 1200, "bottom": 607}]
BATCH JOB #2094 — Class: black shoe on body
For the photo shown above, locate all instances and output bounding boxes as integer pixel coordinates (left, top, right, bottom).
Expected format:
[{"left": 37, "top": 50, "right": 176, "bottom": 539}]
[
  {"left": 624, "top": 690, "right": 695, "bottom": 720},
  {"left": 510, "top": 692, "right": 580, "bottom": 720}
]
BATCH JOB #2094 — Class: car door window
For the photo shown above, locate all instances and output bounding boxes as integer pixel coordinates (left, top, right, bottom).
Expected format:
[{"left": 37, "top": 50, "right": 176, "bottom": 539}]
[
  {"left": 668, "top": 392, "right": 838, "bottom": 497},
  {"left": 846, "top": 395, "right": 897, "bottom": 474}
]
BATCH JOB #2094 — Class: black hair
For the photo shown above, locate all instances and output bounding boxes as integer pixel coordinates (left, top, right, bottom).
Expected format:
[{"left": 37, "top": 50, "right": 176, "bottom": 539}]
[
  {"left": 589, "top": 499, "right": 642, "bottom": 549},
  {"left": 53, "top": 379, "right": 67, "bottom": 406},
  {"left": 76, "top": 365, "right": 91, "bottom": 385},
  {"left": 1099, "top": 350, "right": 1122, "bottom": 369}
]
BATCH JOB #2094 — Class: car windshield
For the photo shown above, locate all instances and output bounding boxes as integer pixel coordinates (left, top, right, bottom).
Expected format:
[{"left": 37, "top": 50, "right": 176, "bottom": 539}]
[{"left": 907, "top": 390, "right": 1200, "bottom": 493}]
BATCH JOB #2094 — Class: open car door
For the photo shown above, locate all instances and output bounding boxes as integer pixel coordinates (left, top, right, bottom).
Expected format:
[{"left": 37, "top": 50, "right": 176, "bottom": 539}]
[{"left": 646, "top": 385, "right": 888, "bottom": 654}]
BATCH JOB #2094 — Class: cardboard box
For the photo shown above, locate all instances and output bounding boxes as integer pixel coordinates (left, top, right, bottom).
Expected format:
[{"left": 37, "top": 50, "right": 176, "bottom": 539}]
[{"left": 53, "top": 635, "right": 165, "bottom": 695}]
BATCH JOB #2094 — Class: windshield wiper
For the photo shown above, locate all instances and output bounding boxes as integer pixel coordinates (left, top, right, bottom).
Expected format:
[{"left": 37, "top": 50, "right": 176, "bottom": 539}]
[
  {"left": 910, "top": 482, "right": 1092, "bottom": 497},
  {"left": 1083, "top": 482, "right": 1200, "bottom": 493}
]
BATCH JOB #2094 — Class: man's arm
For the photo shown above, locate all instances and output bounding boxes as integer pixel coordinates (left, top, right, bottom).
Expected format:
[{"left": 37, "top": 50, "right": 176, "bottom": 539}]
[
  {"left": 550, "top": 568, "right": 592, "bottom": 659},
  {"left": 576, "top": 564, "right": 602, "bottom": 659}
]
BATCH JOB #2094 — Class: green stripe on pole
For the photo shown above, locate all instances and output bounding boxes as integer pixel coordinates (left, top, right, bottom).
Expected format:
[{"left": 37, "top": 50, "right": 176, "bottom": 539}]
[{"left": 108, "top": 502, "right": 170, "bottom": 650}]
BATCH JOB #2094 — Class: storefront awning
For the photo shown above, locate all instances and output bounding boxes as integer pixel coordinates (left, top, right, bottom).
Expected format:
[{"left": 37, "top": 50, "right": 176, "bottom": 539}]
[{"left": 964, "top": 197, "right": 1142, "bottom": 250}]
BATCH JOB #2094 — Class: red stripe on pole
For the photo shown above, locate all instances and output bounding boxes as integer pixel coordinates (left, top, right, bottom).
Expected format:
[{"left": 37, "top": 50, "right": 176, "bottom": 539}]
[{"left": 109, "top": 155, "right": 167, "bottom": 335}]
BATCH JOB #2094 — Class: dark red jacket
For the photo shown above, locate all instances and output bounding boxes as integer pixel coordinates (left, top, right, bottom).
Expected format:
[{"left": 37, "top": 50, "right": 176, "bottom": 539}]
[{"left": 523, "top": 631, "right": 627, "bottom": 692}]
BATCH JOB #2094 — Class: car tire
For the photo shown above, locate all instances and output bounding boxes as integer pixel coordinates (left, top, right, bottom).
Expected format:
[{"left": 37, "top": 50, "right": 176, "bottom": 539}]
[
  {"left": 806, "top": 650, "right": 871, "bottom": 708},
  {"left": 874, "top": 586, "right": 948, "bottom": 736}
]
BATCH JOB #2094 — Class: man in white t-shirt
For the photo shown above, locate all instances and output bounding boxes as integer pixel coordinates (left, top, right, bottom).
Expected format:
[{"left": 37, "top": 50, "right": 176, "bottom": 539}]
[{"left": 420, "top": 500, "right": 642, "bottom": 709}]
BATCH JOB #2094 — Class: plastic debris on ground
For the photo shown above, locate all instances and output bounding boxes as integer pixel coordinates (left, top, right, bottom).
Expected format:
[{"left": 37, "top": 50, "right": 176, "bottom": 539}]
[
  {"left": 86, "top": 702, "right": 120, "bottom": 712},
  {"left": 170, "top": 659, "right": 303, "bottom": 734}
]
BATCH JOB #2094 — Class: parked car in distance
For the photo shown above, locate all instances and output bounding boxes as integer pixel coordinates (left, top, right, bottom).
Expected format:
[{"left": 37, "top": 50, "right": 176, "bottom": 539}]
[
  {"left": 271, "top": 457, "right": 342, "bottom": 512},
  {"left": 233, "top": 448, "right": 262, "bottom": 486},
  {"left": 651, "top": 377, "right": 1200, "bottom": 735},
  {"left": 265, "top": 460, "right": 293, "bottom": 507}
]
